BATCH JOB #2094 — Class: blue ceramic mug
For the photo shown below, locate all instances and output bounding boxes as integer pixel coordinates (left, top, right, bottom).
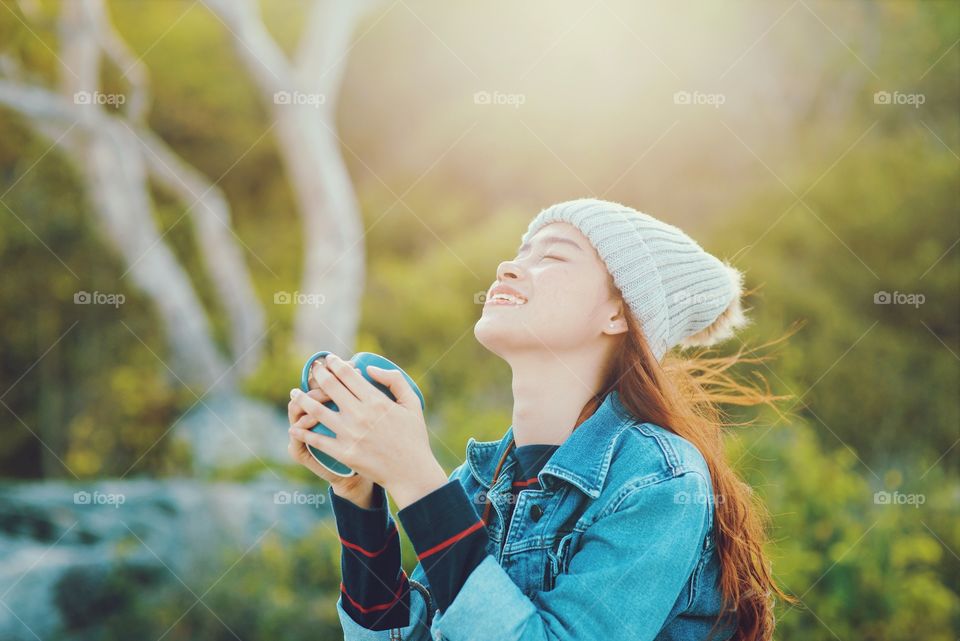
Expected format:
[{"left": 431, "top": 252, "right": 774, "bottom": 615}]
[{"left": 298, "top": 351, "right": 425, "bottom": 477}]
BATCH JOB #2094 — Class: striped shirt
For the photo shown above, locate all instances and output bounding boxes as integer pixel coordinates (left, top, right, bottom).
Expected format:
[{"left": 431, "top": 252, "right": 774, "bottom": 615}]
[{"left": 330, "top": 443, "right": 559, "bottom": 628}]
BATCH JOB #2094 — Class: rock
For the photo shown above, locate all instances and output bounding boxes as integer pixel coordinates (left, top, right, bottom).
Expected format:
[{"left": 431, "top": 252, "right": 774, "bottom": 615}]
[
  {"left": 172, "top": 393, "right": 291, "bottom": 475},
  {"left": 0, "top": 477, "right": 334, "bottom": 640}
]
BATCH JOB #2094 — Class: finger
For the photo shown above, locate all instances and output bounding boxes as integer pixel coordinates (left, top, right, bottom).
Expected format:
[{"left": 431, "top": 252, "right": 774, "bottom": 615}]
[
  {"left": 288, "top": 437, "right": 309, "bottom": 464},
  {"left": 307, "top": 388, "right": 332, "bottom": 403},
  {"left": 288, "top": 395, "right": 315, "bottom": 424},
  {"left": 288, "top": 437, "right": 309, "bottom": 462},
  {"left": 366, "top": 366, "right": 420, "bottom": 410},
  {"left": 308, "top": 362, "right": 355, "bottom": 398},
  {"left": 288, "top": 438, "right": 337, "bottom": 481},
  {"left": 290, "top": 388, "right": 344, "bottom": 432},
  {"left": 290, "top": 389, "right": 337, "bottom": 429},
  {"left": 293, "top": 413, "right": 319, "bottom": 430},
  {"left": 287, "top": 398, "right": 302, "bottom": 424},
  {"left": 288, "top": 436, "right": 324, "bottom": 466},
  {"left": 323, "top": 354, "right": 380, "bottom": 403},
  {"left": 308, "top": 360, "right": 322, "bottom": 390},
  {"left": 312, "top": 360, "right": 362, "bottom": 414},
  {"left": 288, "top": 431, "right": 316, "bottom": 462},
  {"left": 308, "top": 361, "right": 333, "bottom": 392},
  {"left": 289, "top": 425, "right": 346, "bottom": 461},
  {"left": 291, "top": 391, "right": 346, "bottom": 432}
]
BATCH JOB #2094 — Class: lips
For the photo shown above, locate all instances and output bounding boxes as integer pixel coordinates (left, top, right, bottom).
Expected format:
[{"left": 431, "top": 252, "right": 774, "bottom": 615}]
[{"left": 485, "top": 283, "right": 528, "bottom": 306}]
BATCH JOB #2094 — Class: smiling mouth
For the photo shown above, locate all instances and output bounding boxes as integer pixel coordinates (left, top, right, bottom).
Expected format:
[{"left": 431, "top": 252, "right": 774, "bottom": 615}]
[{"left": 485, "top": 293, "right": 528, "bottom": 306}]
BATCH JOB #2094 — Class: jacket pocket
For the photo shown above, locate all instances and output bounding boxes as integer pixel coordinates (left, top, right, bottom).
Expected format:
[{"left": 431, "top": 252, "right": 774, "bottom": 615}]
[{"left": 543, "top": 530, "right": 579, "bottom": 591}]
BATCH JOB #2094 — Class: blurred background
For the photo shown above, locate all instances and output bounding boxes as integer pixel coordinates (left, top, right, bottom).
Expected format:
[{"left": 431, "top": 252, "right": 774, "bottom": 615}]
[{"left": 0, "top": 0, "right": 957, "bottom": 639}]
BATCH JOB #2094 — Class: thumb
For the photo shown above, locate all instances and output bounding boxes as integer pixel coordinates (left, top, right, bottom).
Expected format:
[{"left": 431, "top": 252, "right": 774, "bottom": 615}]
[{"left": 366, "top": 366, "right": 420, "bottom": 410}]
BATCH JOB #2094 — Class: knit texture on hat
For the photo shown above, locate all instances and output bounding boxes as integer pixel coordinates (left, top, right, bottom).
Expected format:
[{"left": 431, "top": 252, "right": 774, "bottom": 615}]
[{"left": 520, "top": 198, "right": 750, "bottom": 362}]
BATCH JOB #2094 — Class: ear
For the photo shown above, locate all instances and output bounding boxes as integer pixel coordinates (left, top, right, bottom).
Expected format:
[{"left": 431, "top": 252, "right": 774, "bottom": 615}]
[{"left": 602, "top": 302, "right": 629, "bottom": 336}]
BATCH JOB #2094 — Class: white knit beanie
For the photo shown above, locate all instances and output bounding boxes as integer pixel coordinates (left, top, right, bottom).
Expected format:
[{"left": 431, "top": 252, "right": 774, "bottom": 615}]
[{"left": 520, "top": 198, "right": 750, "bottom": 362}]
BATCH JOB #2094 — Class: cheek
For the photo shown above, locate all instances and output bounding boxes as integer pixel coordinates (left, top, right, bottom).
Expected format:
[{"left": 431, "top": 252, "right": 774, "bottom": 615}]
[{"left": 532, "top": 270, "right": 597, "bottom": 323}]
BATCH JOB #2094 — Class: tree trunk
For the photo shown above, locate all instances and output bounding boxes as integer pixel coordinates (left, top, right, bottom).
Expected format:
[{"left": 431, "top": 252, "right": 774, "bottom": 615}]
[{"left": 204, "top": 0, "right": 376, "bottom": 358}]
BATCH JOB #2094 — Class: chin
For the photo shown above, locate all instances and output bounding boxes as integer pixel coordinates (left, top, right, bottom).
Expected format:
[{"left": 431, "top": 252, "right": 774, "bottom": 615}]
[
  {"left": 474, "top": 315, "right": 516, "bottom": 352},
  {"left": 474, "top": 315, "right": 541, "bottom": 356},
  {"left": 473, "top": 316, "right": 498, "bottom": 351}
]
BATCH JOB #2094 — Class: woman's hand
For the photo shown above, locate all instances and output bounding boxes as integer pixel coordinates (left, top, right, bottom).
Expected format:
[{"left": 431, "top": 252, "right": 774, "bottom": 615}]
[
  {"left": 287, "top": 374, "right": 375, "bottom": 508},
  {"left": 288, "top": 353, "right": 447, "bottom": 510}
]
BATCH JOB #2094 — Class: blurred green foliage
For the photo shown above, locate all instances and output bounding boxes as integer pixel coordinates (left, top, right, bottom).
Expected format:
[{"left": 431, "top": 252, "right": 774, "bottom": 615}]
[
  {"left": 0, "top": 0, "right": 956, "bottom": 639},
  {"left": 71, "top": 523, "right": 347, "bottom": 641},
  {"left": 712, "top": 128, "right": 959, "bottom": 468},
  {"left": 731, "top": 421, "right": 959, "bottom": 641}
]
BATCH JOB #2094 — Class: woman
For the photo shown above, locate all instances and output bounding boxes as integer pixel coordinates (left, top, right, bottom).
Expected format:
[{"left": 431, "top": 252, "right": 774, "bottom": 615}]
[{"left": 287, "top": 198, "right": 791, "bottom": 641}]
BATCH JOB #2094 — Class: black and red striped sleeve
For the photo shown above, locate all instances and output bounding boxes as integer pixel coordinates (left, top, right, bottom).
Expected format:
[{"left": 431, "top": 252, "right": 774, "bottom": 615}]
[
  {"left": 396, "top": 479, "right": 489, "bottom": 613},
  {"left": 328, "top": 483, "right": 411, "bottom": 630}
]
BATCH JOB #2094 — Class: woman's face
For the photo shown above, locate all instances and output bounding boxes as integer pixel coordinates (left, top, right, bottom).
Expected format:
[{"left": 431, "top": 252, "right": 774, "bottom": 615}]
[{"left": 474, "top": 222, "right": 626, "bottom": 357}]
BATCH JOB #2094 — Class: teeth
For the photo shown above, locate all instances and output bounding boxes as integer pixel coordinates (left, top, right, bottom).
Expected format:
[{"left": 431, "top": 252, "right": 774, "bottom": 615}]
[{"left": 490, "top": 293, "right": 526, "bottom": 305}]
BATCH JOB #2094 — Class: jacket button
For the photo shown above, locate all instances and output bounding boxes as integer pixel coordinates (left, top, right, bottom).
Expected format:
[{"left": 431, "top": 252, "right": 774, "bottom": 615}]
[{"left": 529, "top": 504, "right": 543, "bottom": 522}]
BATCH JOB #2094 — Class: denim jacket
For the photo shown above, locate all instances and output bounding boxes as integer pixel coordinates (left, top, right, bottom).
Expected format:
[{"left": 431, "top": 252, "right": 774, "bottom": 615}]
[{"left": 335, "top": 390, "right": 736, "bottom": 641}]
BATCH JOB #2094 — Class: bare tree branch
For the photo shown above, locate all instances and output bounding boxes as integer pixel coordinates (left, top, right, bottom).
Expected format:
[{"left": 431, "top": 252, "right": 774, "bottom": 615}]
[
  {"left": 205, "top": 0, "right": 377, "bottom": 356},
  {"left": 0, "top": 78, "right": 81, "bottom": 124},
  {"left": 0, "top": 0, "right": 282, "bottom": 391},
  {"left": 201, "top": 0, "right": 291, "bottom": 96},
  {"left": 134, "top": 127, "right": 267, "bottom": 377},
  {"left": 295, "top": 0, "right": 377, "bottom": 100},
  {"left": 82, "top": 0, "right": 149, "bottom": 123}
]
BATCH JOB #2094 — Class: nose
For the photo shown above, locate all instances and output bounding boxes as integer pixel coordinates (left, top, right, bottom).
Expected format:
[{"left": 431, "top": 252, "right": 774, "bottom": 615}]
[{"left": 496, "top": 258, "right": 523, "bottom": 283}]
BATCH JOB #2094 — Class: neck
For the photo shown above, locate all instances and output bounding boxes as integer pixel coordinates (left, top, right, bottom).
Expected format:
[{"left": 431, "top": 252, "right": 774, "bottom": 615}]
[{"left": 508, "top": 346, "right": 610, "bottom": 446}]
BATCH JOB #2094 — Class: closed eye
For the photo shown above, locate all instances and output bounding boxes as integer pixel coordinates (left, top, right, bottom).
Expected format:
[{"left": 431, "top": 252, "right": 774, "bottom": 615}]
[{"left": 510, "top": 252, "right": 566, "bottom": 262}]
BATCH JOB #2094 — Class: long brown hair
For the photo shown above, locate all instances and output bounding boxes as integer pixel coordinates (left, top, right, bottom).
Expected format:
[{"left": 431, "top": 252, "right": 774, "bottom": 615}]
[{"left": 596, "top": 277, "right": 798, "bottom": 641}]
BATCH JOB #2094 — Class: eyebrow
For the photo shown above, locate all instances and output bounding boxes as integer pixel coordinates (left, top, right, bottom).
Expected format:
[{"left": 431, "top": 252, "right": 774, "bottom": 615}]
[{"left": 517, "top": 235, "right": 583, "bottom": 254}]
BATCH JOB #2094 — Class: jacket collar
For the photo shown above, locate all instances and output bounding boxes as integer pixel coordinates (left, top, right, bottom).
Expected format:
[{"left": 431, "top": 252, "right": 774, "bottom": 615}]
[{"left": 465, "top": 390, "right": 637, "bottom": 499}]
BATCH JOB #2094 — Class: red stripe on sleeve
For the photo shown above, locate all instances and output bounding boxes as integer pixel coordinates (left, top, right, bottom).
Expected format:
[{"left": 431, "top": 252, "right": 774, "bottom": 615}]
[
  {"left": 416, "top": 520, "right": 486, "bottom": 560},
  {"left": 339, "top": 571, "right": 408, "bottom": 614},
  {"left": 339, "top": 524, "right": 398, "bottom": 558}
]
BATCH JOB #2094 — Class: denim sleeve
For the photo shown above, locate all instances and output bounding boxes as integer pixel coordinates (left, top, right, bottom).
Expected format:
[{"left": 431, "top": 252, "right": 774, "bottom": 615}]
[{"left": 431, "top": 471, "right": 713, "bottom": 641}]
